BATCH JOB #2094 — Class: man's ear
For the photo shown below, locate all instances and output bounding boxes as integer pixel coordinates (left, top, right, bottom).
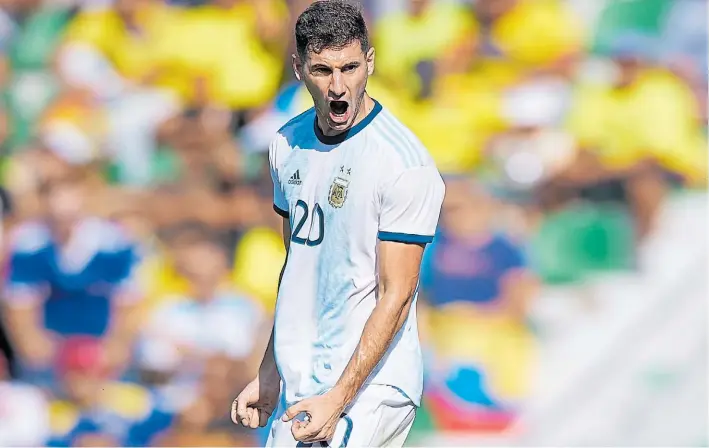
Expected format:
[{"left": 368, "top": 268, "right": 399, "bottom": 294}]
[
  {"left": 292, "top": 54, "right": 303, "bottom": 81},
  {"left": 366, "top": 47, "right": 375, "bottom": 76}
]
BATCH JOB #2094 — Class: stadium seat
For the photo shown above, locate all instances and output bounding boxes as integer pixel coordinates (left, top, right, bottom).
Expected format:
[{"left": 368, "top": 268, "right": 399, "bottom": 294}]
[{"left": 529, "top": 203, "right": 635, "bottom": 284}]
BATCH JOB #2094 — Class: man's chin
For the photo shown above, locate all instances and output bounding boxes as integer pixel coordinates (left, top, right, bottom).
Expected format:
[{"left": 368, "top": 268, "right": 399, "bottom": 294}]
[{"left": 325, "top": 117, "right": 354, "bottom": 133}]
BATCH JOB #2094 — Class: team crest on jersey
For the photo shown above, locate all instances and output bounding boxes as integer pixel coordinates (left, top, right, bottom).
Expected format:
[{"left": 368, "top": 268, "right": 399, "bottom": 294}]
[{"left": 328, "top": 176, "right": 349, "bottom": 208}]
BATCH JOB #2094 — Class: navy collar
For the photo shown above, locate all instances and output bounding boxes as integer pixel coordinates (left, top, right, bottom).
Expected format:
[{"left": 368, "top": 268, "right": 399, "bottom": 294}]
[{"left": 314, "top": 99, "right": 382, "bottom": 145}]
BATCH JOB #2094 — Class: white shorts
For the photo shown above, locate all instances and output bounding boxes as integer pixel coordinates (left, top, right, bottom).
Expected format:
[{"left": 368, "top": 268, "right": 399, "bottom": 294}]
[{"left": 266, "top": 385, "right": 416, "bottom": 447}]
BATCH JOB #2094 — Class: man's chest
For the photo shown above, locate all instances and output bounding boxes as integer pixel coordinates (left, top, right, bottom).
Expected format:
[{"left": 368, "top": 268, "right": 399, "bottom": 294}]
[
  {"left": 279, "top": 150, "right": 380, "bottom": 245},
  {"left": 281, "top": 150, "right": 378, "bottom": 212}
]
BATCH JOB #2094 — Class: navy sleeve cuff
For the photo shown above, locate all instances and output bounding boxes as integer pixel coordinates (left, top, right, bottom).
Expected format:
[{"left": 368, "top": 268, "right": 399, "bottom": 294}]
[
  {"left": 273, "top": 204, "right": 289, "bottom": 218},
  {"left": 378, "top": 231, "right": 434, "bottom": 244}
]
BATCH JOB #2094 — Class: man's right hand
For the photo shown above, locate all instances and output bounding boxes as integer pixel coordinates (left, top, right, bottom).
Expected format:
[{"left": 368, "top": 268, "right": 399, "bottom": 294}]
[{"left": 231, "top": 374, "right": 280, "bottom": 429}]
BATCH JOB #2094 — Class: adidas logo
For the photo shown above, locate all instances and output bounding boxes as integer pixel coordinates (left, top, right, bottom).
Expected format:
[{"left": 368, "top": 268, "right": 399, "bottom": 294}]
[{"left": 288, "top": 170, "right": 302, "bottom": 185}]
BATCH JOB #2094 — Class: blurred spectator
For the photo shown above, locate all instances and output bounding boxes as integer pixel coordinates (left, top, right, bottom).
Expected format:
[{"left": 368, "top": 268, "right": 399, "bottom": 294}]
[
  {"left": 172, "top": 0, "right": 287, "bottom": 112},
  {"left": 3, "top": 145, "right": 73, "bottom": 221},
  {"left": 373, "top": 0, "right": 477, "bottom": 97},
  {"left": 473, "top": 0, "right": 586, "bottom": 74},
  {"left": 60, "top": 0, "right": 180, "bottom": 96},
  {"left": 154, "top": 355, "right": 258, "bottom": 447},
  {"left": 47, "top": 336, "right": 173, "bottom": 447},
  {"left": 58, "top": 0, "right": 182, "bottom": 186},
  {"left": 408, "top": 26, "right": 515, "bottom": 174},
  {"left": 3, "top": 167, "right": 142, "bottom": 374},
  {"left": 419, "top": 177, "right": 537, "bottom": 433},
  {"left": 0, "top": 354, "right": 51, "bottom": 446},
  {"left": 231, "top": 195, "right": 286, "bottom": 312},
  {"left": 137, "top": 222, "right": 268, "bottom": 388},
  {"left": 564, "top": 32, "right": 707, "bottom": 238},
  {"left": 0, "top": 1, "right": 73, "bottom": 150},
  {"left": 489, "top": 77, "right": 576, "bottom": 196},
  {"left": 661, "top": 0, "right": 707, "bottom": 118}
]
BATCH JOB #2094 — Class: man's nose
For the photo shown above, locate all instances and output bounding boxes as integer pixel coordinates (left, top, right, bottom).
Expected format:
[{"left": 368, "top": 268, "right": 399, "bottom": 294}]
[{"left": 328, "top": 71, "right": 346, "bottom": 99}]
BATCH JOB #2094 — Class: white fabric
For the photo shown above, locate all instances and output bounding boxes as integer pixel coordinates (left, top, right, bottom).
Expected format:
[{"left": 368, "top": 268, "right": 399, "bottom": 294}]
[
  {"left": 267, "top": 384, "right": 416, "bottom": 447},
  {"left": 378, "top": 166, "right": 444, "bottom": 238},
  {"left": 269, "top": 104, "right": 445, "bottom": 408},
  {"left": 137, "top": 293, "right": 264, "bottom": 372},
  {"left": 0, "top": 382, "right": 50, "bottom": 447}
]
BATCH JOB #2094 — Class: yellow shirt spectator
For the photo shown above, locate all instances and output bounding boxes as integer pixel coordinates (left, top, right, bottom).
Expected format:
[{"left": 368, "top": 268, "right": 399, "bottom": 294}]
[
  {"left": 169, "top": 1, "right": 286, "bottom": 109},
  {"left": 567, "top": 69, "right": 707, "bottom": 184},
  {"left": 373, "top": 3, "right": 477, "bottom": 96},
  {"left": 62, "top": 2, "right": 185, "bottom": 95},
  {"left": 408, "top": 58, "right": 519, "bottom": 174},
  {"left": 232, "top": 226, "right": 286, "bottom": 313},
  {"left": 137, "top": 252, "right": 190, "bottom": 312},
  {"left": 488, "top": 0, "right": 586, "bottom": 68}
]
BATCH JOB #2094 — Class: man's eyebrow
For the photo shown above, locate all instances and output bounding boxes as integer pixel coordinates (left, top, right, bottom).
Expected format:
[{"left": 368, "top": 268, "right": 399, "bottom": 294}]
[{"left": 309, "top": 61, "right": 361, "bottom": 70}]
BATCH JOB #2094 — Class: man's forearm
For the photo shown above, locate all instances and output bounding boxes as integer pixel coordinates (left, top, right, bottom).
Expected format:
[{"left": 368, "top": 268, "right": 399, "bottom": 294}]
[
  {"left": 258, "top": 326, "right": 279, "bottom": 380},
  {"left": 259, "top": 258, "right": 288, "bottom": 380},
  {"left": 332, "top": 292, "right": 413, "bottom": 406}
]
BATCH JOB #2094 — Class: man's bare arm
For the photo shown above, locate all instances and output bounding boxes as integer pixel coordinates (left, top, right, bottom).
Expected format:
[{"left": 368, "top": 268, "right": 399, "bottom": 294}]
[
  {"left": 331, "top": 240, "right": 424, "bottom": 406},
  {"left": 258, "top": 217, "right": 291, "bottom": 379}
]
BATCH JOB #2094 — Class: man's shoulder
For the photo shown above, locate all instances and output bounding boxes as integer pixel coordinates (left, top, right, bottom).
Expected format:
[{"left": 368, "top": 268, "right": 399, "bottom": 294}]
[
  {"left": 277, "top": 107, "right": 316, "bottom": 142},
  {"left": 369, "top": 108, "right": 436, "bottom": 171},
  {"left": 270, "top": 108, "right": 316, "bottom": 164},
  {"left": 9, "top": 221, "right": 52, "bottom": 255},
  {"left": 81, "top": 218, "right": 135, "bottom": 255}
]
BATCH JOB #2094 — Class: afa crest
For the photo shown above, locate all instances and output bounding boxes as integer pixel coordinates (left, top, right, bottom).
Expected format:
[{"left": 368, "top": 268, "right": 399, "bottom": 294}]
[{"left": 328, "top": 176, "right": 349, "bottom": 208}]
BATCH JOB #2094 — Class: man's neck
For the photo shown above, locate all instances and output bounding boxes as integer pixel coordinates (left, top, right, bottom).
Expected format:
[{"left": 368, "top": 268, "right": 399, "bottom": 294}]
[{"left": 317, "top": 94, "right": 375, "bottom": 137}]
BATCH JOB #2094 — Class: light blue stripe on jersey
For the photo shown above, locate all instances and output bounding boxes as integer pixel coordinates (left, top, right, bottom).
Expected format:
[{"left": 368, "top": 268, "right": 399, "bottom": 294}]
[
  {"left": 378, "top": 111, "right": 424, "bottom": 166},
  {"left": 372, "top": 114, "right": 419, "bottom": 168},
  {"left": 279, "top": 107, "right": 314, "bottom": 134}
]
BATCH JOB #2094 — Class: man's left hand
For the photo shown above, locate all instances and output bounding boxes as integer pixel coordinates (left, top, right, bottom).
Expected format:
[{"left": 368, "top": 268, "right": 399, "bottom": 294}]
[{"left": 282, "top": 390, "right": 348, "bottom": 443}]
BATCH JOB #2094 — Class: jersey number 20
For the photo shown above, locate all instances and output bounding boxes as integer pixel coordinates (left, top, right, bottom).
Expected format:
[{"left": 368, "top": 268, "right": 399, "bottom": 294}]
[{"left": 291, "top": 200, "right": 324, "bottom": 246}]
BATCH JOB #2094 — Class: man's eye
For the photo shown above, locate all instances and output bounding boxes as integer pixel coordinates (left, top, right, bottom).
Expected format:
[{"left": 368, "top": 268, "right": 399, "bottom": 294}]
[{"left": 342, "top": 65, "right": 357, "bottom": 73}]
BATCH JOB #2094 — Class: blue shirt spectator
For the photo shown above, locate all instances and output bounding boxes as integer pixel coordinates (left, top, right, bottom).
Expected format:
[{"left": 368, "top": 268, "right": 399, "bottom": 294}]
[
  {"left": 5, "top": 217, "right": 140, "bottom": 337},
  {"left": 421, "top": 231, "right": 528, "bottom": 307},
  {"left": 46, "top": 337, "right": 173, "bottom": 447}
]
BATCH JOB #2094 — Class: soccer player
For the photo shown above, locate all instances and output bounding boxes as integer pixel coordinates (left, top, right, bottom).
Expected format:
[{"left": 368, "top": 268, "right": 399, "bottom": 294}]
[{"left": 230, "top": 1, "right": 445, "bottom": 446}]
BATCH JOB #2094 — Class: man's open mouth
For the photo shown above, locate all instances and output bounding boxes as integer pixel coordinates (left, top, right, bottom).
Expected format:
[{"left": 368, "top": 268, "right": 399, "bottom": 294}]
[{"left": 329, "top": 100, "right": 349, "bottom": 117}]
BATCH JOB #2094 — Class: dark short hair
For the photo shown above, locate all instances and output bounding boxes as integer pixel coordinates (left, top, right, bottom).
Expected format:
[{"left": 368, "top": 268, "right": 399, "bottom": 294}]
[{"left": 295, "top": 0, "right": 369, "bottom": 60}]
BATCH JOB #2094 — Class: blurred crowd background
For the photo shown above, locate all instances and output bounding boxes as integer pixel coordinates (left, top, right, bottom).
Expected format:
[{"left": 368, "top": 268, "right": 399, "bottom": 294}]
[{"left": 0, "top": 0, "right": 706, "bottom": 446}]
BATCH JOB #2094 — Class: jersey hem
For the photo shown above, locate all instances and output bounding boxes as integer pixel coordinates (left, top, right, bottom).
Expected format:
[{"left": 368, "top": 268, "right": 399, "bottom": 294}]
[{"left": 378, "top": 231, "right": 433, "bottom": 244}]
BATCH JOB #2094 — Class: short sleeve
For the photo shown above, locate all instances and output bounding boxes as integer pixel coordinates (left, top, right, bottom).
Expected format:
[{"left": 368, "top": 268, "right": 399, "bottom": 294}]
[
  {"left": 4, "top": 252, "right": 46, "bottom": 306},
  {"left": 269, "top": 138, "right": 288, "bottom": 218},
  {"left": 4, "top": 227, "right": 50, "bottom": 307},
  {"left": 499, "top": 237, "right": 528, "bottom": 271},
  {"left": 378, "top": 166, "right": 445, "bottom": 244},
  {"left": 111, "top": 247, "right": 143, "bottom": 305}
]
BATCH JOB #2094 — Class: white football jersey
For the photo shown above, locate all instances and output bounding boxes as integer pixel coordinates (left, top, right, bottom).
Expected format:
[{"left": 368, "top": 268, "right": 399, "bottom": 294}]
[{"left": 269, "top": 100, "right": 445, "bottom": 407}]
